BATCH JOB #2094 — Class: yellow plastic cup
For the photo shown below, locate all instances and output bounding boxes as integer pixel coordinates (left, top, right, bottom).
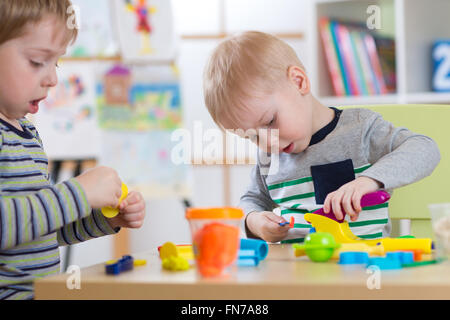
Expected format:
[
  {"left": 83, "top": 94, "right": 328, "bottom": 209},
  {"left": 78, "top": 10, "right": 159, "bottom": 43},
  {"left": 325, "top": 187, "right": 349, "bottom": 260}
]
[{"left": 185, "top": 207, "right": 243, "bottom": 278}]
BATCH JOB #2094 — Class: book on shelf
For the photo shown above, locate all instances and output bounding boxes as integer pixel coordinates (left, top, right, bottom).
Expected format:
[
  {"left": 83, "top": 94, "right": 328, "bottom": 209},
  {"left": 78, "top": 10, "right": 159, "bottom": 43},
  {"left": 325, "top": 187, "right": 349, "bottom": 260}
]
[
  {"left": 319, "top": 18, "right": 346, "bottom": 96},
  {"left": 374, "top": 36, "right": 396, "bottom": 93},
  {"left": 319, "top": 18, "right": 393, "bottom": 96}
]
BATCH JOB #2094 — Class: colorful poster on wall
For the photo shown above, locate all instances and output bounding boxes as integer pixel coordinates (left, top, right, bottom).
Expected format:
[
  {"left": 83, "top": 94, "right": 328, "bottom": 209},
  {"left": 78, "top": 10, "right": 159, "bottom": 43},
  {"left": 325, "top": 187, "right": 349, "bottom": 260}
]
[
  {"left": 111, "top": 0, "right": 177, "bottom": 63},
  {"left": 67, "top": 0, "right": 119, "bottom": 58},
  {"left": 33, "top": 62, "right": 101, "bottom": 160},
  {"left": 96, "top": 62, "right": 189, "bottom": 198},
  {"left": 96, "top": 64, "right": 182, "bottom": 131}
]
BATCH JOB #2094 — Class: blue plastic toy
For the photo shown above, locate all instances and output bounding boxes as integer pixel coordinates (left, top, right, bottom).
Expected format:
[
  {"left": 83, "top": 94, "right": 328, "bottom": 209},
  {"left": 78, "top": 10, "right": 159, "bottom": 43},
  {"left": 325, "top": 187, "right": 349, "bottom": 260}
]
[
  {"left": 386, "top": 251, "right": 414, "bottom": 265},
  {"left": 105, "top": 255, "right": 134, "bottom": 275},
  {"left": 338, "top": 250, "right": 414, "bottom": 269},
  {"left": 338, "top": 251, "right": 370, "bottom": 265},
  {"left": 237, "top": 238, "right": 269, "bottom": 267},
  {"left": 367, "top": 256, "right": 402, "bottom": 270}
]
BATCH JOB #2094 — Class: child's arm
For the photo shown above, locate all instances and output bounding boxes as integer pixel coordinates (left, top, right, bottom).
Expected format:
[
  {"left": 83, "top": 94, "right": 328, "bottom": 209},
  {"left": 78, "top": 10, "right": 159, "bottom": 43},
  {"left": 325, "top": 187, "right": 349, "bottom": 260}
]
[
  {"left": 0, "top": 178, "right": 94, "bottom": 250},
  {"left": 57, "top": 190, "right": 146, "bottom": 246},
  {"left": 56, "top": 209, "right": 119, "bottom": 246},
  {"left": 361, "top": 111, "right": 440, "bottom": 189},
  {"left": 239, "top": 162, "right": 288, "bottom": 242},
  {"left": 0, "top": 167, "right": 122, "bottom": 250},
  {"left": 324, "top": 110, "right": 440, "bottom": 220}
]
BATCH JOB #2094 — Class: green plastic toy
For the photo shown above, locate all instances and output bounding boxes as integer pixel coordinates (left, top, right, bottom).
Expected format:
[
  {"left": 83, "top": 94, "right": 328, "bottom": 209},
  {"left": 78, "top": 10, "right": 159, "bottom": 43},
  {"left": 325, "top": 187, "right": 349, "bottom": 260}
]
[{"left": 293, "top": 232, "right": 340, "bottom": 262}]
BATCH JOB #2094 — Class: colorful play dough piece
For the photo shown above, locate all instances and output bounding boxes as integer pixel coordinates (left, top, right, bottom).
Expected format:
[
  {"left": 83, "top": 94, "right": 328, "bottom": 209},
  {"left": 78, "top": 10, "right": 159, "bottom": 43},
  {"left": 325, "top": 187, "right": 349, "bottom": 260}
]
[{"left": 193, "top": 222, "right": 240, "bottom": 277}]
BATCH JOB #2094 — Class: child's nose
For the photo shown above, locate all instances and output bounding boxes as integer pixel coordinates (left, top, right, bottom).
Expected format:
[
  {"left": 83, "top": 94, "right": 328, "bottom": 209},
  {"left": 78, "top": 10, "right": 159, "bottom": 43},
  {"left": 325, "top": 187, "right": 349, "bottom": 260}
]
[{"left": 42, "top": 68, "right": 58, "bottom": 88}]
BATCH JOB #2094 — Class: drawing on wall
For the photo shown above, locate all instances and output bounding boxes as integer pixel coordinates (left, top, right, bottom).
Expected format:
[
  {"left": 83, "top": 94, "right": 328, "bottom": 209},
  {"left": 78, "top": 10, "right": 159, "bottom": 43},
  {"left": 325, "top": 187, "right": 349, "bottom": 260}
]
[
  {"left": 125, "top": 0, "right": 157, "bottom": 54},
  {"left": 96, "top": 64, "right": 183, "bottom": 131},
  {"left": 67, "top": 0, "right": 119, "bottom": 57},
  {"left": 112, "top": 0, "right": 177, "bottom": 62},
  {"left": 33, "top": 62, "right": 101, "bottom": 159},
  {"left": 96, "top": 62, "right": 190, "bottom": 199}
]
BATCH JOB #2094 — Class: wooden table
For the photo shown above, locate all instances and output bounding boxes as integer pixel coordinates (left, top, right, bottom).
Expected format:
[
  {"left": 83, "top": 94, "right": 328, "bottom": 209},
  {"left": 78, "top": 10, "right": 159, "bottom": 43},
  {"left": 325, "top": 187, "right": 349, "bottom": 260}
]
[{"left": 34, "top": 244, "right": 450, "bottom": 300}]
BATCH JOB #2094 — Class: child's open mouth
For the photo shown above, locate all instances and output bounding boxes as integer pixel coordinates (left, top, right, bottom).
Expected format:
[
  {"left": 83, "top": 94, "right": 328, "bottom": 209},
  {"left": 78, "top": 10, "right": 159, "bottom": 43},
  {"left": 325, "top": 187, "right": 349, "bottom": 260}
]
[
  {"left": 282, "top": 142, "right": 294, "bottom": 153},
  {"left": 28, "top": 98, "right": 45, "bottom": 114}
]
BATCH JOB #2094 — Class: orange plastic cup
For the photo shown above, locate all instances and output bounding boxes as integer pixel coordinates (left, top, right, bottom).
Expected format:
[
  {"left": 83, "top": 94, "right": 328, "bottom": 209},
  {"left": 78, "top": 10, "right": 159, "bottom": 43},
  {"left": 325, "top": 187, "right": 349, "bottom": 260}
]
[{"left": 186, "top": 208, "right": 243, "bottom": 277}]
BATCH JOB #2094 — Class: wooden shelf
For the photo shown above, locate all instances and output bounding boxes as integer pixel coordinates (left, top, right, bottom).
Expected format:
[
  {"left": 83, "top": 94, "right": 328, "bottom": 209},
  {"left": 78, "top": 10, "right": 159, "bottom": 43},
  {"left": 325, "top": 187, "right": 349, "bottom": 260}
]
[
  {"left": 309, "top": 0, "right": 450, "bottom": 106},
  {"left": 320, "top": 92, "right": 450, "bottom": 107}
]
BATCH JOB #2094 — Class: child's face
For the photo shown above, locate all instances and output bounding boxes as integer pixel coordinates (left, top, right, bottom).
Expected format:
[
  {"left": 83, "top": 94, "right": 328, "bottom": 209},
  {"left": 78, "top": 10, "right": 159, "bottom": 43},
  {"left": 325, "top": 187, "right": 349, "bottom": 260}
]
[
  {"left": 0, "top": 15, "right": 69, "bottom": 122},
  {"left": 222, "top": 70, "right": 314, "bottom": 154}
]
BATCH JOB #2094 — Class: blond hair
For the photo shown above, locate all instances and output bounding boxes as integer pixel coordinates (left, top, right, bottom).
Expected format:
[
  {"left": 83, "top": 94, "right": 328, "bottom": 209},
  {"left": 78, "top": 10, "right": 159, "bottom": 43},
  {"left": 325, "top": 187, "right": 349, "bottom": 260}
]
[
  {"left": 0, "top": 0, "right": 78, "bottom": 46},
  {"left": 203, "top": 31, "right": 305, "bottom": 129}
]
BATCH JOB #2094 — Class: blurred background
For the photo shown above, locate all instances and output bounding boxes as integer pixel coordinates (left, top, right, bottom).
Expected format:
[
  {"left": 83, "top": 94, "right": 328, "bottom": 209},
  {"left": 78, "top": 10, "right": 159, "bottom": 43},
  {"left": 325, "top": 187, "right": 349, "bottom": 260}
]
[{"left": 33, "top": 0, "right": 450, "bottom": 269}]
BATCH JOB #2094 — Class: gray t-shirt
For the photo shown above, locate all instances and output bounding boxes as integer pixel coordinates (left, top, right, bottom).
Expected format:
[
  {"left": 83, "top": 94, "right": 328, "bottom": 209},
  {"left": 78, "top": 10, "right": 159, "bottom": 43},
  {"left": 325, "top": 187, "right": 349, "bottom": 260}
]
[{"left": 239, "top": 108, "right": 441, "bottom": 243}]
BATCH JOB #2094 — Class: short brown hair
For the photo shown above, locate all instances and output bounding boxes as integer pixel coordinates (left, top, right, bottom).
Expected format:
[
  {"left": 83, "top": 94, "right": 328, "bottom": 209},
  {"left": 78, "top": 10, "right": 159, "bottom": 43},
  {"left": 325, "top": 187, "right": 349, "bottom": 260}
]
[
  {"left": 203, "top": 31, "right": 305, "bottom": 129},
  {"left": 0, "top": 0, "right": 78, "bottom": 46}
]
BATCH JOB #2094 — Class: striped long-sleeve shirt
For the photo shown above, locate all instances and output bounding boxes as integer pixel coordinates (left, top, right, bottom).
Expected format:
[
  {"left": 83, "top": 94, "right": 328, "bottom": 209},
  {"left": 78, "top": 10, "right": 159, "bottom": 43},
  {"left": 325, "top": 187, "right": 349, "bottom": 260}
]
[
  {"left": 0, "top": 118, "right": 118, "bottom": 300},
  {"left": 240, "top": 108, "right": 441, "bottom": 243}
]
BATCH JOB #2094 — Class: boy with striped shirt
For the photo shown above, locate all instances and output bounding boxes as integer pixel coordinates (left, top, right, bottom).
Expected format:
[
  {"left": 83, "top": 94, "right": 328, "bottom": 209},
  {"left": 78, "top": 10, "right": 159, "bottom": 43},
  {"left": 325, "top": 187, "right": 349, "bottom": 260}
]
[
  {"left": 0, "top": 0, "right": 146, "bottom": 299},
  {"left": 203, "top": 31, "right": 440, "bottom": 244}
]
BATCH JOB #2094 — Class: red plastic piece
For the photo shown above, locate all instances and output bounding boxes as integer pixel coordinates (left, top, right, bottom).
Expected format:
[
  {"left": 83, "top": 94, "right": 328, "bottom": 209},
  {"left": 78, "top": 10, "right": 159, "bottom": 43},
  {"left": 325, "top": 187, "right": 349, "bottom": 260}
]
[{"left": 289, "top": 216, "right": 295, "bottom": 228}]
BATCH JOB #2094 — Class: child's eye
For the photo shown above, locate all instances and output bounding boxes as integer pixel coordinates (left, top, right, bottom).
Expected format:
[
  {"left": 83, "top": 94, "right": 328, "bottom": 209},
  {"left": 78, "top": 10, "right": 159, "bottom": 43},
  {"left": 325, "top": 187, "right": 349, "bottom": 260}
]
[
  {"left": 30, "top": 60, "right": 44, "bottom": 68},
  {"left": 267, "top": 116, "right": 276, "bottom": 127}
]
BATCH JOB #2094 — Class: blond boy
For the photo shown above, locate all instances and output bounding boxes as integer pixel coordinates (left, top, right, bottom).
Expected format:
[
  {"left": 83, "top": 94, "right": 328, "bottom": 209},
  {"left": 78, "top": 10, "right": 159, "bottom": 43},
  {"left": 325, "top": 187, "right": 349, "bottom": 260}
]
[
  {"left": 0, "top": 0, "right": 145, "bottom": 299},
  {"left": 203, "top": 31, "right": 440, "bottom": 243}
]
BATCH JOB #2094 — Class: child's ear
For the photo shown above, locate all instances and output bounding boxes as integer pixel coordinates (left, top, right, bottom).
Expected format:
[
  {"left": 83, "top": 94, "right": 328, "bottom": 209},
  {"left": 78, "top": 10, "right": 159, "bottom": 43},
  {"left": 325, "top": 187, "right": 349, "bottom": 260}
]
[{"left": 287, "top": 65, "right": 310, "bottom": 95}]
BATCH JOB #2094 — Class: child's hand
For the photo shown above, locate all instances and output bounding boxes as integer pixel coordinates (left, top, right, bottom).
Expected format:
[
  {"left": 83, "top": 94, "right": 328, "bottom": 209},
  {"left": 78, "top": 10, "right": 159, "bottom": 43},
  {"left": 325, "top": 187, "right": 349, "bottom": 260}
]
[
  {"left": 323, "top": 176, "right": 382, "bottom": 222},
  {"left": 75, "top": 166, "right": 122, "bottom": 209},
  {"left": 108, "top": 191, "right": 146, "bottom": 229},
  {"left": 246, "top": 211, "right": 290, "bottom": 243}
]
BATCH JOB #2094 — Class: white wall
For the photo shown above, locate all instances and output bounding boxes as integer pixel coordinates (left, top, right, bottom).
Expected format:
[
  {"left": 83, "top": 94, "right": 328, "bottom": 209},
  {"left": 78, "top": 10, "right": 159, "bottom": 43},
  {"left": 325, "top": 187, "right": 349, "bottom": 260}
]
[{"left": 64, "top": 0, "right": 310, "bottom": 268}]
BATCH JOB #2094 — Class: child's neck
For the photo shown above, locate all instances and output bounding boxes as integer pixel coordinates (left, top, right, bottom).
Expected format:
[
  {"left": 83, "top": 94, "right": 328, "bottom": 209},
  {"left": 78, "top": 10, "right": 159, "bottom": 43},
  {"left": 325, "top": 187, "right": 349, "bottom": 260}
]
[
  {"left": 0, "top": 112, "right": 23, "bottom": 131},
  {"left": 310, "top": 96, "right": 335, "bottom": 133}
]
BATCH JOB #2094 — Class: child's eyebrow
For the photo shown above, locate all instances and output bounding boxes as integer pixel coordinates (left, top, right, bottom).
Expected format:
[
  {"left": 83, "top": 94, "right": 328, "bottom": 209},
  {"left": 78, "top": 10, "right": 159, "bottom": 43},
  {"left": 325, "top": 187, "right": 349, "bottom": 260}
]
[{"left": 28, "top": 47, "right": 67, "bottom": 57}]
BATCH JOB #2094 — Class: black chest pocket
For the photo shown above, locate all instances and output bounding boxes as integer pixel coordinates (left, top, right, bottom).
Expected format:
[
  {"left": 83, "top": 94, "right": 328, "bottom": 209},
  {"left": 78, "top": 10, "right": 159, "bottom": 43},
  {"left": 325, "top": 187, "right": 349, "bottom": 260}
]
[{"left": 310, "top": 159, "right": 355, "bottom": 204}]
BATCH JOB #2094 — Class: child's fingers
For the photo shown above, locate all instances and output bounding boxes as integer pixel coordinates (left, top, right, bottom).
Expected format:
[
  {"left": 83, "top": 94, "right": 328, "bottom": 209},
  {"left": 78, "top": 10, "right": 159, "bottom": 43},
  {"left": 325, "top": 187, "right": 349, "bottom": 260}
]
[
  {"left": 352, "top": 191, "right": 362, "bottom": 212},
  {"left": 264, "top": 214, "right": 290, "bottom": 233},
  {"left": 121, "top": 201, "right": 145, "bottom": 214},
  {"left": 323, "top": 196, "right": 331, "bottom": 213},
  {"left": 331, "top": 193, "right": 344, "bottom": 220},
  {"left": 120, "top": 212, "right": 145, "bottom": 228},
  {"left": 342, "top": 192, "right": 356, "bottom": 219},
  {"left": 119, "top": 191, "right": 143, "bottom": 210}
]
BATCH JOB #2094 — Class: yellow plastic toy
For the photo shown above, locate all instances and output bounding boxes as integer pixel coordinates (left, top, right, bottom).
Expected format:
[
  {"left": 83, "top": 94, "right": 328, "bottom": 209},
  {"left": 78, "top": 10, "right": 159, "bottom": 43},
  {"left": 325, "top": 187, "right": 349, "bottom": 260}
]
[
  {"left": 331, "top": 243, "right": 385, "bottom": 260},
  {"left": 305, "top": 213, "right": 433, "bottom": 253},
  {"left": 304, "top": 213, "right": 380, "bottom": 246},
  {"left": 101, "top": 183, "right": 128, "bottom": 218},
  {"left": 380, "top": 238, "right": 432, "bottom": 254},
  {"left": 158, "top": 242, "right": 192, "bottom": 271},
  {"left": 133, "top": 259, "right": 147, "bottom": 266},
  {"left": 159, "top": 242, "right": 194, "bottom": 261},
  {"left": 162, "top": 256, "right": 190, "bottom": 271}
]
